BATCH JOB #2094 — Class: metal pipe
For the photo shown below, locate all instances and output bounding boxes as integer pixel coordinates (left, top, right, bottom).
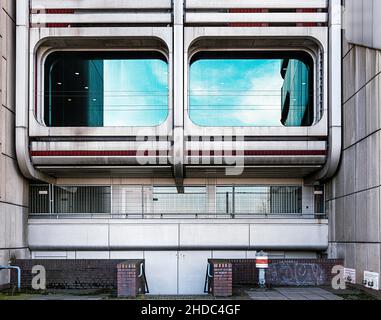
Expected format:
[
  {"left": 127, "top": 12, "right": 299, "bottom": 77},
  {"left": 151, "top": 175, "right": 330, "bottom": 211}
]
[
  {"left": 308, "top": 0, "right": 342, "bottom": 183},
  {"left": 0, "top": 266, "right": 21, "bottom": 290},
  {"left": 15, "top": 0, "right": 55, "bottom": 184},
  {"left": 207, "top": 263, "right": 213, "bottom": 278}
]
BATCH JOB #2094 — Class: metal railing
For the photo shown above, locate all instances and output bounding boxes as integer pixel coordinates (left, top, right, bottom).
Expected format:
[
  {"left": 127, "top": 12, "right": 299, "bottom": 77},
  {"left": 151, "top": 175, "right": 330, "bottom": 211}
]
[{"left": 29, "top": 184, "right": 326, "bottom": 219}]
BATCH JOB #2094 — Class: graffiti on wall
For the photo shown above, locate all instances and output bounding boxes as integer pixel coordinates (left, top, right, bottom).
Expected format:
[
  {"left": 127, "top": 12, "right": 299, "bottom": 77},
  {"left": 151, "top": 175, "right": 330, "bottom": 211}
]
[{"left": 267, "top": 262, "right": 326, "bottom": 286}]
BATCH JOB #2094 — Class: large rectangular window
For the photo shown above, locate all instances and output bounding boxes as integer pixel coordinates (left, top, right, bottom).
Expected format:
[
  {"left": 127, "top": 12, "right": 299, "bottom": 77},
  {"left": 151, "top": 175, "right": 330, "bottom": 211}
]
[
  {"left": 30, "top": 185, "right": 111, "bottom": 214},
  {"left": 152, "top": 186, "right": 207, "bottom": 215},
  {"left": 216, "top": 186, "right": 302, "bottom": 215},
  {"left": 44, "top": 51, "right": 168, "bottom": 127},
  {"left": 189, "top": 51, "right": 314, "bottom": 127}
]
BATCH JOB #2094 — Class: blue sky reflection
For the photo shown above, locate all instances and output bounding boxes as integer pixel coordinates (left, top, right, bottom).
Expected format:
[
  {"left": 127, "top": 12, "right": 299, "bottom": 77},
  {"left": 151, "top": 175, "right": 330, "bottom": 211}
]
[
  {"left": 103, "top": 59, "right": 168, "bottom": 126},
  {"left": 189, "top": 59, "right": 284, "bottom": 126}
]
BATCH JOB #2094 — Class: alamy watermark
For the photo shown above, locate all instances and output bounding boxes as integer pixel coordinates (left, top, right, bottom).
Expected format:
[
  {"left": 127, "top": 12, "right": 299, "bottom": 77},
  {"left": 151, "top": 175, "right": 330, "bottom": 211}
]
[
  {"left": 31, "top": 265, "right": 46, "bottom": 290},
  {"left": 331, "top": 265, "right": 346, "bottom": 290}
]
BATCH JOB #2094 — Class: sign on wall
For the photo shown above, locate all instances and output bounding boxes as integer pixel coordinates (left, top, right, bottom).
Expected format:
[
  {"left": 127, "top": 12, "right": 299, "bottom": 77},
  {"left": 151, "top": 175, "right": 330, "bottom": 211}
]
[
  {"left": 363, "top": 271, "right": 379, "bottom": 290},
  {"left": 344, "top": 268, "right": 356, "bottom": 284}
]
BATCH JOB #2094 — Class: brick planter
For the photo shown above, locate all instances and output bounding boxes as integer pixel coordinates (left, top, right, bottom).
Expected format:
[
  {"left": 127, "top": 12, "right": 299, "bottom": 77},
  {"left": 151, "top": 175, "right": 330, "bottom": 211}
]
[
  {"left": 10, "top": 259, "right": 145, "bottom": 291},
  {"left": 208, "top": 259, "right": 344, "bottom": 297}
]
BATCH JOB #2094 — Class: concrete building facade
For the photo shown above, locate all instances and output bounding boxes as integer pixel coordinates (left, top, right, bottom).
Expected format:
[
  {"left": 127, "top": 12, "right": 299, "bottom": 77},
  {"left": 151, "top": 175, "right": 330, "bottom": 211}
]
[
  {"left": 327, "top": 0, "right": 381, "bottom": 290},
  {"left": 1, "top": 0, "right": 380, "bottom": 294},
  {"left": 11, "top": 0, "right": 340, "bottom": 294},
  {"left": 0, "top": 0, "right": 29, "bottom": 287}
]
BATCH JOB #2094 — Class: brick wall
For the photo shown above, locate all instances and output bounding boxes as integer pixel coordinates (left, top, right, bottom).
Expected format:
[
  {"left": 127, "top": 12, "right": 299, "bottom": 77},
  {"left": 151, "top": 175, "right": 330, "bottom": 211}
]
[
  {"left": 10, "top": 259, "right": 142, "bottom": 290},
  {"left": 209, "top": 259, "right": 344, "bottom": 297},
  {"left": 117, "top": 260, "right": 146, "bottom": 298}
]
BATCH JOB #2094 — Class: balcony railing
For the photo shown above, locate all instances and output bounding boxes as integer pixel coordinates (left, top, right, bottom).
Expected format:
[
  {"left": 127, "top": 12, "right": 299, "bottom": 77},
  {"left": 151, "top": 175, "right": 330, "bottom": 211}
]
[{"left": 29, "top": 184, "right": 327, "bottom": 219}]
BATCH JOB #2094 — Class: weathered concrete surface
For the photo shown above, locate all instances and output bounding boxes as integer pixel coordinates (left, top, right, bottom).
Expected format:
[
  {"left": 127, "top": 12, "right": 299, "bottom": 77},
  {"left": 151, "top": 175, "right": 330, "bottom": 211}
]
[
  {"left": 0, "top": 0, "right": 29, "bottom": 288},
  {"left": 345, "top": 0, "right": 381, "bottom": 50},
  {"left": 327, "top": 0, "right": 381, "bottom": 291}
]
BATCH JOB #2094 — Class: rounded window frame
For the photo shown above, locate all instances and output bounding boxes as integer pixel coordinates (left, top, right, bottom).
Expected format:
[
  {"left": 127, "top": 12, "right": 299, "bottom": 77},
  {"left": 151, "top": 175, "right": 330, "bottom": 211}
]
[
  {"left": 186, "top": 47, "right": 320, "bottom": 128},
  {"left": 37, "top": 48, "right": 171, "bottom": 128}
]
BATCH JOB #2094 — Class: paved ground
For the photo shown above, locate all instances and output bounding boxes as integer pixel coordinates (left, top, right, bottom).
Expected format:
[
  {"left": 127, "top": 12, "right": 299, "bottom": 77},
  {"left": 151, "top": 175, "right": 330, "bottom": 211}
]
[
  {"left": 245, "top": 287, "right": 343, "bottom": 300},
  {"left": 1, "top": 287, "right": 374, "bottom": 300},
  {"left": 28, "top": 294, "right": 107, "bottom": 300}
]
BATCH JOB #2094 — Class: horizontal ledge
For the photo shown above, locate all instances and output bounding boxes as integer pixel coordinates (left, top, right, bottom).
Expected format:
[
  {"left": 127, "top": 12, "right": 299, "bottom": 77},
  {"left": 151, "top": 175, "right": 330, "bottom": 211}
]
[
  {"left": 186, "top": 0, "right": 328, "bottom": 9},
  {"left": 186, "top": 12, "right": 328, "bottom": 24},
  {"left": 28, "top": 218, "right": 328, "bottom": 224},
  {"left": 30, "top": 150, "right": 327, "bottom": 157},
  {"left": 32, "top": 0, "right": 172, "bottom": 10},
  {"left": 30, "top": 150, "right": 169, "bottom": 157},
  {"left": 28, "top": 245, "right": 328, "bottom": 251},
  {"left": 31, "top": 13, "right": 172, "bottom": 24}
]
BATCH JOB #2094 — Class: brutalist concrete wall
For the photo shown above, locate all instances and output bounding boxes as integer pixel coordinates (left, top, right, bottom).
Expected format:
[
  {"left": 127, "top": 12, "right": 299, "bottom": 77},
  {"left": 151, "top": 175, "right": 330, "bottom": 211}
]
[
  {"left": 0, "top": 0, "right": 29, "bottom": 288},
  {"left": 345, "top": 0, "right": 381, "bottom": 50},
  {"left": 327, "top": 0, "right": 381, "bottom": 289}
]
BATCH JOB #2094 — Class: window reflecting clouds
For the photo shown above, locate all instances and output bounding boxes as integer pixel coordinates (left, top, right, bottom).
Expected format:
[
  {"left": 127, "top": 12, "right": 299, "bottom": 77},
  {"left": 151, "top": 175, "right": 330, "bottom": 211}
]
[
  {"left": 44, "top": 51, "right": 168, "bottom": 127},
  {"left": 189, "top": 51, "right": 313, "bottom": 127}
]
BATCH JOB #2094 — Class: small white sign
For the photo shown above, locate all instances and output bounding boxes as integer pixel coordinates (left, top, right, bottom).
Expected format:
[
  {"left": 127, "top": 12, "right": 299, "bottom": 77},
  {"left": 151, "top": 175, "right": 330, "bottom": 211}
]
[
  {"left": 364, "top": 271, "right": 379, "bottom": 290},
  {"left": 38, "top": 190, "right": 48, "bottom": 195},
  {"left": 344, "top": 268, "right": 356, "bottom": 284}
]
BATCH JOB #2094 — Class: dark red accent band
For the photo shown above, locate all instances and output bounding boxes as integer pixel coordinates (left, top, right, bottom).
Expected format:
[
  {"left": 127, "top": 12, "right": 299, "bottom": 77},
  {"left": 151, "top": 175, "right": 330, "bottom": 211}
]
[
  {"left": 296, "top": 8, "right": 318, "bottom": 27},
  {"left": 187, "top": 150, "right": 327, "bottom": 156},
  {"left": 45, "top": 9, "right": 75, "bottom": 14},
  {"left": 31, "top": 150, "right": 147, "bottom": 157},
  {"left": 31, "top": 150, "right": 326, "bottom": 157},
  {"left": 46, "top": 23, "right": 71, "bottom": 28},
  {"left": 228, "top": 8, "right": 269, "bottom": 27}
]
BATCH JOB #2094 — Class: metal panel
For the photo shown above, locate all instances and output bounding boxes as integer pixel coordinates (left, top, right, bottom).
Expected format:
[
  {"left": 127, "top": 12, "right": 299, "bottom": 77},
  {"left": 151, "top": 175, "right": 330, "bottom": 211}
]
[
  {"left": 186, "top": 0, "right": 328, "bottom": 9},
  {"left": 180, "top": 224, "right": 250, "bottom": 247},
  {"left": 109, "top": 224, "right": 179, "bottom": 248},
  {"left": 32, "top": 0, "right": 172, "bottom": 9},
  {"left": 250, "top": 223, "right": 328, "bottom": 250},
  {"left": 178, "top": 251, "right": 211, "bottom": 295},
  {"left": 186, "top": 12, "right": 328, "bottom": 24},
  {"left": 28, "top": 219, "right": 329, "bottom": 250},
  {"left": 144, "top": 251, "right": 178, "bottom": 294},
  {"left": 28, "top": 223, "right": 110, "bottom": 248},
  {"left": 31, "top": 13, "right": 172, "bottom": 25}
]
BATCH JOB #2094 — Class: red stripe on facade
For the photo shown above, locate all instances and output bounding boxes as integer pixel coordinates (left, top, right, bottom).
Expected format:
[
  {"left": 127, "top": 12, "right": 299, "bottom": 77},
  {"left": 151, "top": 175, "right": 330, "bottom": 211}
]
[
  {"left": 227, "top": 8, "right": 321, "bottom": 27},
  {"left": 46, "top": 23, "right": 71, "bottom": 28},
  {"left": 45, "top": 9, "right": 75, "bottom": 14},
  {"left": 228, "top": 8, "right": 269, "bottom": 27},
  {"left": 31, "top": 150, "right": 327, "bottom": 157},
  {"left": 31, "top": 150, "right": 143, "bottom": 157},
  {"left": 187, "top": 150, "right": 327, "bottom": 156},
  {"left": 296, "top": 8, "right": 318, "bottom": 27}
]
